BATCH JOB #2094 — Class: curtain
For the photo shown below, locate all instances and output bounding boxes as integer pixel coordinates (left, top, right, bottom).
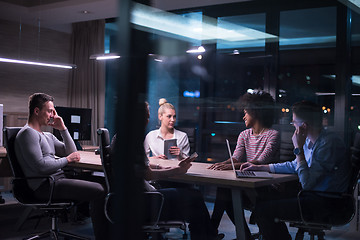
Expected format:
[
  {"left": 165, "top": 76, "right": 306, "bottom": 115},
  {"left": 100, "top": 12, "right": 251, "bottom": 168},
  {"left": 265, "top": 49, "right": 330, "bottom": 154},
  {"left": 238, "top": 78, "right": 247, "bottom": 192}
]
[{"left": 68, "top": 20, "right": 105, "bottom": 146}]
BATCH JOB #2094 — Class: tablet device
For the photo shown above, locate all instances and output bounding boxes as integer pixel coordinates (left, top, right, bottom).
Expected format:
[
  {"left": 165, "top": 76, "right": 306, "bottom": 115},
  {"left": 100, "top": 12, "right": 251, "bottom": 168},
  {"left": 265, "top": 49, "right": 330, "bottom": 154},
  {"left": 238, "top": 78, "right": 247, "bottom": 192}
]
[
  {"left": 164, "top": 139, "right": 177, "bottom": 159},
  {"left": 182, "top": 152, "right": 198, "bottom": 163}
]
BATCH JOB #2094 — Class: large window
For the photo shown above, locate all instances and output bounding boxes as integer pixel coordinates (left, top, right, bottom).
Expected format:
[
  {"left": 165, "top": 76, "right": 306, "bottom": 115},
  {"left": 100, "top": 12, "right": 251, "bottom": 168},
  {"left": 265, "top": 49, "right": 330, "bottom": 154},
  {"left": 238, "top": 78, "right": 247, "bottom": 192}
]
[
  {"left": 278, "top": 7, "right": 337, "bottom": 126},
  {"left": 105, "top": 1, "right": 358, "bottom": 161}
]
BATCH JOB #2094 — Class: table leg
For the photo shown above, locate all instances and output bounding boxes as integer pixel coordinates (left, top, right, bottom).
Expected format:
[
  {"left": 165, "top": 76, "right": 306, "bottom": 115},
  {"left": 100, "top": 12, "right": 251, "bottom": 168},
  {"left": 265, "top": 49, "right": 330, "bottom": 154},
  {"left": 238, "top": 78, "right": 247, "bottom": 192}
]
[{"left": 232, "top": 188, "right": 246, "bottom": 240}]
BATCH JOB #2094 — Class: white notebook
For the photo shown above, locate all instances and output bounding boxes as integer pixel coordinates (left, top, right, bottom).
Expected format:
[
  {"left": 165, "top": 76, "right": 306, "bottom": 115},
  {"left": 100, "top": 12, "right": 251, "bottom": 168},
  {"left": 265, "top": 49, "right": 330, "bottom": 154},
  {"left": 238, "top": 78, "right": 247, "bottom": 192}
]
[{"left": 226, "top": 139, "right": 273, "bottom": 178}]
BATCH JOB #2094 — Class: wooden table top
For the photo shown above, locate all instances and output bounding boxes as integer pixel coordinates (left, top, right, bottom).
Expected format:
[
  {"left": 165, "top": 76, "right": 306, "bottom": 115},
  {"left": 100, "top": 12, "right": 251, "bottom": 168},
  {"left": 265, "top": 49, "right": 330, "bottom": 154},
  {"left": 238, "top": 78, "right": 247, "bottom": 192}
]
[
  {"left": 150, "top": 158, "right": 298, "bottom": 189},
  {"left": 73, "top": 152, "right": 298, "bottom": 189},
  {"left": 0, "top": 147, "right": 6, "bottom": 158}
]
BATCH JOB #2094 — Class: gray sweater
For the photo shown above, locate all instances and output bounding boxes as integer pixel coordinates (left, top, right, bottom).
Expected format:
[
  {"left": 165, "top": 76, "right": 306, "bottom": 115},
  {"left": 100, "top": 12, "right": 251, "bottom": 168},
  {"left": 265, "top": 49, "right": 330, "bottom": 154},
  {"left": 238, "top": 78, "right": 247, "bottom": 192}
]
[{"left": 15, "top": 124, "right": 77, "bottom": 190}]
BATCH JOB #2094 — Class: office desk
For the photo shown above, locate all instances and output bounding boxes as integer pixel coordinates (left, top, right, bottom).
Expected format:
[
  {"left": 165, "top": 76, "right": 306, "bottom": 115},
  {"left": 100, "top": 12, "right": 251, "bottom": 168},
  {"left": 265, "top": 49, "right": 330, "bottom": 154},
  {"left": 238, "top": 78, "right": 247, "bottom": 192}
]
[
  {"left": 0, "top": 146, "right": 12, "bottom": 178},
  {"left": 0, "top": 147, "right": 6, "bottom": 158},
  {"left": 74, "top": 151, "right": 298, "bottom": 240}
]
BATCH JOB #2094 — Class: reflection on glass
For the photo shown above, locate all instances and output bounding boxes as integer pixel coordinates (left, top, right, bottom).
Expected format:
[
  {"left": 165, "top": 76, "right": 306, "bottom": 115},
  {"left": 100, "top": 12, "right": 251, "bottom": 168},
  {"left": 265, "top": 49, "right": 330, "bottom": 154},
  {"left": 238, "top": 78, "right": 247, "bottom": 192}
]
[{"left": 280, "top": 7, "right": 336, "bottom": 50}]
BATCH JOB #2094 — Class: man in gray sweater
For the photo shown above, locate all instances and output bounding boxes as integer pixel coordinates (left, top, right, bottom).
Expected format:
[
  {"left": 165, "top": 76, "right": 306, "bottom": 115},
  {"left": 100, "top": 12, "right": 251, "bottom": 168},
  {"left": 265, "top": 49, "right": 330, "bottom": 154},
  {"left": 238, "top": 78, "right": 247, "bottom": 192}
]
[{"left": 15, "top": 93, "right": 108, "bottom": 239}]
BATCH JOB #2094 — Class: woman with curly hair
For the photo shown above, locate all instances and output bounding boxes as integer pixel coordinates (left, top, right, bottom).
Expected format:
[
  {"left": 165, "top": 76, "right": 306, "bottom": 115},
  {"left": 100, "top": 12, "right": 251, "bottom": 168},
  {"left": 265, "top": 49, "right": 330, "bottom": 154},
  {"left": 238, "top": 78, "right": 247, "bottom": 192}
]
[{"left": 208, "top": 90, "right": 280, "bottom": 239}]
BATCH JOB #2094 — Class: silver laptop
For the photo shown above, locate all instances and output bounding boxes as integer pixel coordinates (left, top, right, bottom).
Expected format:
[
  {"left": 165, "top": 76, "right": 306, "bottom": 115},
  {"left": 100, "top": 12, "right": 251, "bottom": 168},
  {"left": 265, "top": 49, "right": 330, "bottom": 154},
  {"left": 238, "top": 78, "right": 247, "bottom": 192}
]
[{"left": 226, "top": 139, "right": 273, "bottom": 178}]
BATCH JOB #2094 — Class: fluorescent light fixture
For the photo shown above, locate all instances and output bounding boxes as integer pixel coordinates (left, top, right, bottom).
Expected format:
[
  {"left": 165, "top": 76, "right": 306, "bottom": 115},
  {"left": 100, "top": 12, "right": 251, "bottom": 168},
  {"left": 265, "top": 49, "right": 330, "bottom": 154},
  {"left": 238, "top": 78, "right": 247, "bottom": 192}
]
[
  {"left": 0, "top": 57, "right": 75, "bottom": 69},
  {"left": 247, "top": 89, "right": 254, "bottom": 94},
  {"left": 279, "top": 36, "right": 336, "bottom": 46},
  {"left": 348, "top": 0, "right": 360, "bottom": 7},
  {"left": 214, "top": 121, "right": 242, "bottom": 124},
  {"left": 352, "top": 75, "right": 360, "bottom": 86},
  {"left": 316, "top": 92, "right": 360, "bottom": 96},
  {"left": 186, "top": 46, "right": 205, "bottom": 53},
  {"left": 89, "top": 53, "right": 120, "bottom": 60},
  {"left": 323, "top": 75, "right": 360, "bottom": 86},
  {"left": 315, "top": 92, "right": 335, "bottom": 96},
  {"left": 338, "top": 0, "right": 360, "bottom": 14},
  {"left": 131, "top": 3, "right": 277, "bottom": 43}
]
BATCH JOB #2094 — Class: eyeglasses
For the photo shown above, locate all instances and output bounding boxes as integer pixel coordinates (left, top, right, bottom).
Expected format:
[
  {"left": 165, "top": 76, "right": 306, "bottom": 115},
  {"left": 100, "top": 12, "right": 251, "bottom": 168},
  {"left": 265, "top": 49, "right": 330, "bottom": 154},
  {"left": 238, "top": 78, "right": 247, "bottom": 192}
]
[{"left": 290, "top": 120, "right": 304, "bottom": 126}]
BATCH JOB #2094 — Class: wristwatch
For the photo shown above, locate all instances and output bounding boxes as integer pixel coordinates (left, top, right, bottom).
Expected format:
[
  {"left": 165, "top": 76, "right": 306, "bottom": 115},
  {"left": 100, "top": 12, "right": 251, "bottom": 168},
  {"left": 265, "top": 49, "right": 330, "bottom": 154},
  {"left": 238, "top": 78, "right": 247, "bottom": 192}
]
[{"left": 293, "top": 148, "right": 301, "bottom": 155}]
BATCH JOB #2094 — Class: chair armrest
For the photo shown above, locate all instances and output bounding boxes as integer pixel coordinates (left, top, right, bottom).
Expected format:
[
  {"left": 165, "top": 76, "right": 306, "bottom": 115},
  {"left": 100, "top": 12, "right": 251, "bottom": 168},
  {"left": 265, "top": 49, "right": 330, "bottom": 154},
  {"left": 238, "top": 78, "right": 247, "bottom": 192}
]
[
  {"left": 298, "top": 189, "right": 350, "bottom": 199},
  {"left": 104, "top": 192, "right": 116, "bottom": 224},
  {"left": 12, "top": 175, "right": 57, "bottom": 206},
  {"left": 104, "top": 191, "right": 165, "bottom": 226},
  {"left": 143, "top": 192, "right": 164, "bottom": 227}
]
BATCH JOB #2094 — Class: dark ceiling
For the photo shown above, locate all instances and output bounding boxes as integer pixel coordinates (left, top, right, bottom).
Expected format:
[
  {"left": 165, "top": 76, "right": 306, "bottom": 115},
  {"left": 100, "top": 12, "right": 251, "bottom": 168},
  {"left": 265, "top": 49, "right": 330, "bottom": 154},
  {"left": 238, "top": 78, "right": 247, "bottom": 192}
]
[{"left": 0, "top": 0, "right": 69, "bottom": 7}]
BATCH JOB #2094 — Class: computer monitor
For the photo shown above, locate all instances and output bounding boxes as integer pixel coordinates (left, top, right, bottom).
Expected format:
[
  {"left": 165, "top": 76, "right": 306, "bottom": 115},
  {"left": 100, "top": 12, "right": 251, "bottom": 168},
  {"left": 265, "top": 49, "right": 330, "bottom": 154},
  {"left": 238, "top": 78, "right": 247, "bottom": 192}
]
[{"left": 53, "top": 106, "right": 92, "bottom": 150}]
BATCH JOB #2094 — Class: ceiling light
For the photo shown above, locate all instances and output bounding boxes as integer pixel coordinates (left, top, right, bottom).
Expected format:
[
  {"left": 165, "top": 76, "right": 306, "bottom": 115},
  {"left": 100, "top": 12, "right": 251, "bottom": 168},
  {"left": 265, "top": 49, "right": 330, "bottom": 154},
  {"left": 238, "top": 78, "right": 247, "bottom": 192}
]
[
  {"left": 80, "top": 10, "right": 92, "bottom": 14},
  {"left": 131, "top": 3, "right": 276, "bottom": 42},
  {"left": 186, "top": 46, "right": 205, "bottom": 53},
  {"left": 0, "top": 57, "right": 75, "bottom": 69},
  {"left": 89, "top": 53, "right": 120, "bottom": 60},
  {"left": 338, "top": 0, "right": 360, "bottom": 14}
]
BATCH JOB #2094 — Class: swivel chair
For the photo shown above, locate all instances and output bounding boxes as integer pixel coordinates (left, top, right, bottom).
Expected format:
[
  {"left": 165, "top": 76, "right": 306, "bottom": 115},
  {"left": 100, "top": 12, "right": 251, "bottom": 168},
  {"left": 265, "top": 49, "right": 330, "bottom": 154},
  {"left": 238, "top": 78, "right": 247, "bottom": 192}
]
[
  {"left": 97, "top": 128, "right": 187, "bottom": 239},
  {"left": 280, "top": 132, "right": 360, "bottom": 240},
  {"left": 176, "top": 127, "right": 197, "bottom": 154},
  {"left": 4, "top": 127, "right": 89, "bottom": 240}
]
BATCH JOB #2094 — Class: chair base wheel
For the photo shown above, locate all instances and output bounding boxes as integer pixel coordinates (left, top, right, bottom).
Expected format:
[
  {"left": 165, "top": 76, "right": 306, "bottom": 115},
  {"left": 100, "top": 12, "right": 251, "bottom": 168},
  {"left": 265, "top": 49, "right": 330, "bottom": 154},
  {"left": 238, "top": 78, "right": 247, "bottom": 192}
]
[{"left": 24, "top": 230, "right": 90, "bottom": 240}]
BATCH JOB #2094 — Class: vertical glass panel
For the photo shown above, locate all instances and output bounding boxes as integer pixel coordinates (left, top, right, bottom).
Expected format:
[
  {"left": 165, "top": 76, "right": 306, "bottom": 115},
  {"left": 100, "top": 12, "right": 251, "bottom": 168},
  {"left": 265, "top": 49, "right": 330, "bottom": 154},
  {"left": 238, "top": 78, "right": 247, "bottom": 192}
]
[
  {"left": 202, "top": 13, "right": 266, "bottom": 160},
  {"left": 144, "top": 11, "right": 204, "bottom": 131},
  {"left": 278, "top": 7, "right": 337, "bottom": 126},
  {"left": 146, "top": 36, "right": 202, "bottom": 131},
  {"left": 351, "top": 10, "right": 360, "bottom": 135}
]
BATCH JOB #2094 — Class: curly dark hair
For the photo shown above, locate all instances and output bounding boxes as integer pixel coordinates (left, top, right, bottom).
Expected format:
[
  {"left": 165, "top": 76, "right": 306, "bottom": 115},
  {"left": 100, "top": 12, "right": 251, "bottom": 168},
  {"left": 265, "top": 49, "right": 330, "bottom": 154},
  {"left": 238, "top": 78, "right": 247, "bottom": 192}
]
[{"left": 239, "top": 90, "right": 275, "bottom": 128}]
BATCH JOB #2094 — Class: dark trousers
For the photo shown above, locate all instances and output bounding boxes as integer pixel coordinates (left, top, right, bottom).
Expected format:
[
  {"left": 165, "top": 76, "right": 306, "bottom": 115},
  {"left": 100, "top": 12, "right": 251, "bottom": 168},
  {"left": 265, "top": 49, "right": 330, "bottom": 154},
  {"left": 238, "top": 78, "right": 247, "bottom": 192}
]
[
  {"left": 253, "top": 192, "right": 351, "bottom": 240},
  {"left": 211, "top": 187, "right": 253, "bottom": 239},
  {"left": 34, "top": 177, "right": 108, "bottom": 240},
  {"left": 158, "top": 188, "right": 217, "bottom": 240}
]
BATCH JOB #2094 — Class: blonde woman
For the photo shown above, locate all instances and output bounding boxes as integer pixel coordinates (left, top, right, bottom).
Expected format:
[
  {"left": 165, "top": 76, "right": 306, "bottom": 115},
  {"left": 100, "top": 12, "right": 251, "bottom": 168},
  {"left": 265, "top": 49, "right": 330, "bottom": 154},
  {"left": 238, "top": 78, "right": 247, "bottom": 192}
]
[{"left": 144, "top": 98, "right": 190, "bottom": 160}]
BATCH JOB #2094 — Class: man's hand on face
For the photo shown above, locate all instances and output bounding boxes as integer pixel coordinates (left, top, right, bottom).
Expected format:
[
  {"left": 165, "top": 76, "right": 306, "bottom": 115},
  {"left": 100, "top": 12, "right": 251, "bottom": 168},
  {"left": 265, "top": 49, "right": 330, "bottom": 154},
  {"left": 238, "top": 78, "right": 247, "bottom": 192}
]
[
  {"left": 48, "top": 109, "right": 66, "bottom": 131},
  {"left": 292, "top": 123, "right": 307, "bottom": 149}
]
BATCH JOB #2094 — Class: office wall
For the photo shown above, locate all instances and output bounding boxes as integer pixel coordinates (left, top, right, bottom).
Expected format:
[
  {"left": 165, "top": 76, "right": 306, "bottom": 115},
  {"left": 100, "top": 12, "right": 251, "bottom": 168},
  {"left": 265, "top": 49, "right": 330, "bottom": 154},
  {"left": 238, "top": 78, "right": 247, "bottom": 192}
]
[{"left": 0, "top": 19, "right": 72, "bottom": 124}]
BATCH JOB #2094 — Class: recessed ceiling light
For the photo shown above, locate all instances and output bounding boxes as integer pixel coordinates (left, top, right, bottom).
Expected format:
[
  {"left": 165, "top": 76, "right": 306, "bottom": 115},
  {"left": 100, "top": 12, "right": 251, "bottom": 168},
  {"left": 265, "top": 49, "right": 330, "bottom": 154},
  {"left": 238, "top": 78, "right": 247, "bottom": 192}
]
[{"left": 80, "top": 10, "right": 92, "bottom": 14}]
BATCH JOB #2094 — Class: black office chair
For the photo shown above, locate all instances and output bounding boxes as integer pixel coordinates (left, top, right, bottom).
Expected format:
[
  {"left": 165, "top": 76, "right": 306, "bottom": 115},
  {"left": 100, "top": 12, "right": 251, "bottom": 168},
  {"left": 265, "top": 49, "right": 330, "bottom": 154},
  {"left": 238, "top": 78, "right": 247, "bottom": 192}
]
[
  {"left": 97, "top": 128, "right": 187, "bottom": 239},
  {"left": 4, "top": 127, "right": 89, "bottom": 240},
  {"left": 281, "top": 132, "right": 360, "bottom": 240},
  {"left": 176, "top": 127, "right": 197, "bottom": 154}
]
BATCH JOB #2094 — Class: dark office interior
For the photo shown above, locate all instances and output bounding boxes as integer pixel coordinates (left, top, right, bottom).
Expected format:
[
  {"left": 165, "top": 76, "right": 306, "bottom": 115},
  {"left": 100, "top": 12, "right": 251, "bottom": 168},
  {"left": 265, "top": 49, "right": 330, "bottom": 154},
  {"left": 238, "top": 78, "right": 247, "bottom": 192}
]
[{"left": 1, "top": 0, "right": 360, "bottom": 239}]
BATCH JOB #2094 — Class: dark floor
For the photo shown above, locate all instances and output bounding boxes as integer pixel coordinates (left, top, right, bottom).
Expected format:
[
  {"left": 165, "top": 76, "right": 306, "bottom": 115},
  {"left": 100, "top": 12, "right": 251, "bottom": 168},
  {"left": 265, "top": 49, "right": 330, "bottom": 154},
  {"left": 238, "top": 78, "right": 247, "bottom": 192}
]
[{"left": 1, "top": 191, "right": 360, "bottom": 240}]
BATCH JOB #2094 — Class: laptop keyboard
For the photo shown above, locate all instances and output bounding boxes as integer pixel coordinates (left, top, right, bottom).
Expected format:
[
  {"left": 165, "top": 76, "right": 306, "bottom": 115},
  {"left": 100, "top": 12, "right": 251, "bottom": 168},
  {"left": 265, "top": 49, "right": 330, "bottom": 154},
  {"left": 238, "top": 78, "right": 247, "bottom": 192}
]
[{"left": 236, "top": 171, "right": 256, "bottom": 177}]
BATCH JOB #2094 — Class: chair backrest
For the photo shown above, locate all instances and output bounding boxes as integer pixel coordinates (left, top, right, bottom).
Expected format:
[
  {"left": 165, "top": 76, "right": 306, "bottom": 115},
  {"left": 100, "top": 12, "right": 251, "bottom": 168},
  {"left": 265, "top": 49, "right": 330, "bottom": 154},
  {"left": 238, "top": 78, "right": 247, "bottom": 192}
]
[
  {"left": 97, "top": 128, "right": 112, "bottom": 193},
  {"left": 3, "top": 127, "right": 23, "bottom": 178},
  {"left": 176, "top": 127, "right": 197, "bottom": 154},
  {"left": 3, "top": 127, "right": 40, "bottom": 203}
]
